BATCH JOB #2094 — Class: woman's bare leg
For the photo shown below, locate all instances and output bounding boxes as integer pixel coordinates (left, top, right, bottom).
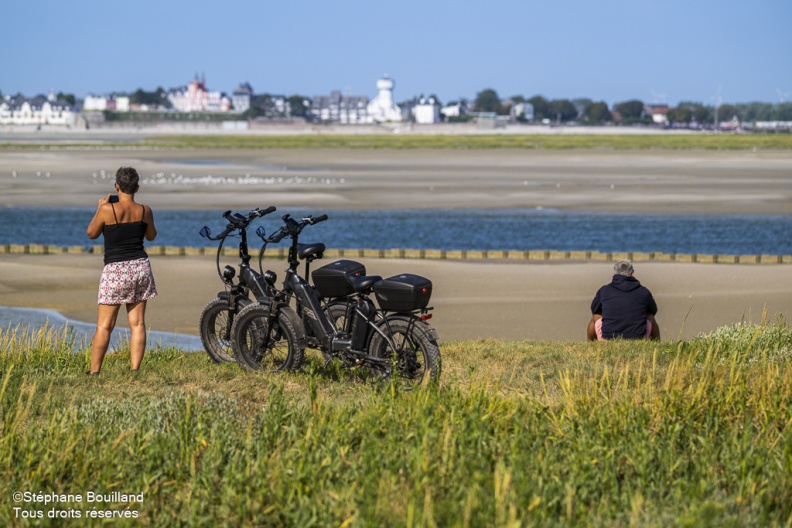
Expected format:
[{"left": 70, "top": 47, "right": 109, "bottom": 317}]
[
  {"left": 91, "top": 304, "right": 121, "bottom": 373},
  {"left": 126, "top": 300, "right": 148, "bottom": 370}
]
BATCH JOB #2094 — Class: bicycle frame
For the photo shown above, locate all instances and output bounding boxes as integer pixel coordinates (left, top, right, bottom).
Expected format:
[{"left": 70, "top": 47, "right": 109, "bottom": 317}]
[{"left": 271, "top": 214, "right": 409, "bottom": 372}]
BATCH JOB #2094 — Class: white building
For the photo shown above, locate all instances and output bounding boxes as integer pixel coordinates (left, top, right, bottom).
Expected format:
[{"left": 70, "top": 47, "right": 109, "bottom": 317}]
[
  {"left": 440, "top": 100, "right": 465, "bottom": 119},
  {"left": 310, "top": 91, "right": 370, "bottom": 124},
  {"left": 0, "top": 92, "right": 76, "bottom": 126},
  {"left": 116, "top": 97, "right": 130, "bottom": 112},
  {"left": 413, "top": 97, "right": 440, "bottom": 124},
  {"left": 644, "top": 104, "right": 669, "bottom": 125},
  {"left": 83, "top": 94, "right": 108, "bottom": 111},
  {"left": 83, "top": 94, "right": 130, "bottom": 112},
  {"left": 367, "top": 76, "right": 402, "bottom": 122}
]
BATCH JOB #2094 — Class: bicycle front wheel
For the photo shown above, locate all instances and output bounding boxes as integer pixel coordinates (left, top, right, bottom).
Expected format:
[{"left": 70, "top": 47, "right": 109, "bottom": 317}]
[
  {"left": 231, "top": 303, "right": 304, "bottom": 371},
  {"left": 199, "top": 296, "right": 251, "bottom": 363}
]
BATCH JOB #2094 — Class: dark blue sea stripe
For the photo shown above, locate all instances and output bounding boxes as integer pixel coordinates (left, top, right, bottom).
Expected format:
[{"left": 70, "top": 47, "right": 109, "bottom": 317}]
[{"left": 1, "top": 207, "right": 791, "bottom": 256}]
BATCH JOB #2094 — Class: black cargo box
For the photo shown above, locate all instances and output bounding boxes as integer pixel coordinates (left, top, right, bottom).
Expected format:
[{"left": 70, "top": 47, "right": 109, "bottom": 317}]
[
  {"left": 373, "top": 274, "right": 432, "bottom": 312},
  {"left": 311, "top": 260, "right": 366, "bottom": 298}
]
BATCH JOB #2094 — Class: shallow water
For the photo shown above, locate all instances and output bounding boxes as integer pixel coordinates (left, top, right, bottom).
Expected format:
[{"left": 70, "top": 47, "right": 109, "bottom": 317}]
[{"left": 0, "top": 306, "right": 203, "bottom": 352}]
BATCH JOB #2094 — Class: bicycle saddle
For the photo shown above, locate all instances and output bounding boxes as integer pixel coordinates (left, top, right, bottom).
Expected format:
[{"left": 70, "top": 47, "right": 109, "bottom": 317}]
[
  {"left": 298, "top": 242, "right": 326, "bottom": 260},
  {"left": 349, "top": 275, "right": 383, "bottom": 293}
]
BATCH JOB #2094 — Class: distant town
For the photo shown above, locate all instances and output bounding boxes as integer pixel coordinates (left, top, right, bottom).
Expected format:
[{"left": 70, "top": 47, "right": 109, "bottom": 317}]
[{"left": 1, "top": 75, "right": 791, "bottom": 132}]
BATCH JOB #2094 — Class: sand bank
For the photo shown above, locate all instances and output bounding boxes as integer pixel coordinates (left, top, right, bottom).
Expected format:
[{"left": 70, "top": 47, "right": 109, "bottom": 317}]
[{"left": 0, "top": 148, "right": 790, "bottom": 214}]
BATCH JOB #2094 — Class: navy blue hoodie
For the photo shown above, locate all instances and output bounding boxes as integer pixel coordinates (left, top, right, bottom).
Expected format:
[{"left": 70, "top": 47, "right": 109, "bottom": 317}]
[{"left": 591, "top": 275, "right": 657, "bottom": 339}]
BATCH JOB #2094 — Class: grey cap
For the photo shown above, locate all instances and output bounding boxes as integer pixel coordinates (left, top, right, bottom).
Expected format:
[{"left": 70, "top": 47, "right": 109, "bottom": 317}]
[{"left": 614, "top": 259, "right": 634, "bottom": 276}]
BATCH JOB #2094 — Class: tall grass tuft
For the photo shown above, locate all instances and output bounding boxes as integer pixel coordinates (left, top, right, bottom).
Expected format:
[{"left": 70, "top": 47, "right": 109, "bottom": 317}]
[
  {"left": 0, "top": 321, "right": 790, "bottom": 526},
  {"left": 0, "top": 323, "right": 86, "bottom": 375}
]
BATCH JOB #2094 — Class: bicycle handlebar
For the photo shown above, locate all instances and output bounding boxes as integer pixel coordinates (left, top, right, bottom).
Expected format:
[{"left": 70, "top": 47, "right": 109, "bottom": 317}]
[
  {"left": 201, "top": 206, "right": 277, "bottom": 241},
  {"left": 265, "top": 213, "right": 329, "bottom": 244},
  {"left": 256, "top": 205, "right": 277, "bottom": 217}
]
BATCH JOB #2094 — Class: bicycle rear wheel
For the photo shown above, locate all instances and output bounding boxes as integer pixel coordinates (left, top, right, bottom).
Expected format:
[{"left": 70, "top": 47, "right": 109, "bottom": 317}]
[
  {"left": 368, "top": 317, "right": 441, "bottom": 383},
  {"left": 324, "top": 301, "right": 353, "bottom": 333}
]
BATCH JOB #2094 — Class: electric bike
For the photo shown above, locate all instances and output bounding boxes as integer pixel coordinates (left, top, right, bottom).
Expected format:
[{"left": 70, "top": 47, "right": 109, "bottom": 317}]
[
  {"left": 197, "top": 207, "right": 282, "bottom": 363},
  {"left": 253, "top": 224, "right": 368, "bottom": 362},
  {"left": 233, "top": 213, "right": 442, "bottom": 383},
  {"left": 227, "top": 213, "right": 352, "bottom": 371}
]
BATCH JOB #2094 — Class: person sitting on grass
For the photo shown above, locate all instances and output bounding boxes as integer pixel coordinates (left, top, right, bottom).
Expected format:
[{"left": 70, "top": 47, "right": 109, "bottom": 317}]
[{"left": 587, "top": 259, "right": 660, "bottom": 341}]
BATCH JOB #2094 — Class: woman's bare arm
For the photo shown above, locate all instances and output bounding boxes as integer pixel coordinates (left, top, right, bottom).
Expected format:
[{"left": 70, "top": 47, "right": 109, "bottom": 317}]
[
  {"left": 143, "top": 205, "right": 157, "bottom": 241},
  {"left": 86, "top": 195, "right": 112, "bottom": 239}
]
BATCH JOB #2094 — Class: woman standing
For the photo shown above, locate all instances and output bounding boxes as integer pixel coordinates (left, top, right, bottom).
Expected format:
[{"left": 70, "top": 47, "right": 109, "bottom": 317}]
[{"left": 86, "top": 167, "right": 158, "bottom": 374}]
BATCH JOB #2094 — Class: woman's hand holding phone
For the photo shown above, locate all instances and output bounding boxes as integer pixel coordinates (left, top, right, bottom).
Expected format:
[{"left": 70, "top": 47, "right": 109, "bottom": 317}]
[{"left": 98, "top": 194, "right": 118, "bottom": 209}]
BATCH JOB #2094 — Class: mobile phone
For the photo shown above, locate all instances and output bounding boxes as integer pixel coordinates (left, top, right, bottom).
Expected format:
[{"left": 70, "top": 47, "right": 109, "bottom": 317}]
[{"left": 109, "top": 195, "right": 119, "bottom": 203}]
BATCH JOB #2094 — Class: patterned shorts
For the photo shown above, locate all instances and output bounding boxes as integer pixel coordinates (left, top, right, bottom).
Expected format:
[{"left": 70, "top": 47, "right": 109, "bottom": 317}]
[{"left": 98, "top": 258, "right": 158, "bottom": 305}]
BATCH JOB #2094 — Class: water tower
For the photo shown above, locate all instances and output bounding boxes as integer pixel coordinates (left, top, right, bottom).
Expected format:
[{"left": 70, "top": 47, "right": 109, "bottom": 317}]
[{"left": 367, "top": 76, "right": 402, "bottom": 122}]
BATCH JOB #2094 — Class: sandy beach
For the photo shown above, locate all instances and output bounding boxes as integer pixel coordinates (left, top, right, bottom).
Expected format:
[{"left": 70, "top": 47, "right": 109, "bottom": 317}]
[
  {"left": 0, "top": 144, "right": 790, "bottom": 343},
  {"left": 0, "top": 253, "right": 790, "bottom": 342}
]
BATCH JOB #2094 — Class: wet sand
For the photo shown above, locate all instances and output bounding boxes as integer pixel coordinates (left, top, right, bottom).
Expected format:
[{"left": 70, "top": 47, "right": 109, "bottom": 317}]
[{"left": 0, "top": 253, "right": 789, "bottom": 342}]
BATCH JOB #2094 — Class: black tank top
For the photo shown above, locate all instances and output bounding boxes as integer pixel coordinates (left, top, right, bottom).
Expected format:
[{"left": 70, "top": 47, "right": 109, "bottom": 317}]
[{"left": 103, "top": 204, "right": 149, "bottom": 264}]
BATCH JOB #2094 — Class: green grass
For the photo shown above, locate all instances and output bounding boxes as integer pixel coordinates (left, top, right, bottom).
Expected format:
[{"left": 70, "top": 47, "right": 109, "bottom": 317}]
[
  {"left": 147, "top": 133, "right": 792, "bottom": 150},
  {"left": 1, "top": 321, "right": 791, "bottom": 526},
  {"left": 3, "top": 133, "right": 792, "bottom": 151}
]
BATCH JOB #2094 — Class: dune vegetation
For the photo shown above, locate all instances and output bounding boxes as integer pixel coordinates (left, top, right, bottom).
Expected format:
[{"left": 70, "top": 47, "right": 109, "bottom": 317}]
[
  {"left": 3, "top": 133, "right": 792, "bottom": 152},
  {"left": 0, "top": 319, "right": 790, "bottom": 526},
  {"left": 144, "top": 133, "right": 792, "bottom": 151}
]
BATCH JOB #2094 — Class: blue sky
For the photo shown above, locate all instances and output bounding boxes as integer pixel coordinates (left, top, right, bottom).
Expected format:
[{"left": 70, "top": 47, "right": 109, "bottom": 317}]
[{"left": 2, "top": 0, "right": 790, "bottom": 106}]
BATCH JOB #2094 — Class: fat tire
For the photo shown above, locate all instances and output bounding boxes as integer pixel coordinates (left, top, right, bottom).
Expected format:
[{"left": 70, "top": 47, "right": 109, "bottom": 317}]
[
  {"left": 199, "top": 296, "right": 252, "bottom": 363},
  {"left": 368, "top": 317, "right": 441, "bottom": 383},
  {"left": 231, "top": 303, "right": 304, "bottom": 371}
]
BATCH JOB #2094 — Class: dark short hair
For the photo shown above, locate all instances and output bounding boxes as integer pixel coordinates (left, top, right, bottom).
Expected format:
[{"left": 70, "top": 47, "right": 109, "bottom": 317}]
[{"left": 116, "top": 167, "right": 140, "bottom": 194}]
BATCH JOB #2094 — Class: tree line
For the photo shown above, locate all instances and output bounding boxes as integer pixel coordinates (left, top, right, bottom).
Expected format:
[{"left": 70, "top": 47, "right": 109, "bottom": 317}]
[{"left": 472, "top": 88, "right": 792, "bottom": 125}]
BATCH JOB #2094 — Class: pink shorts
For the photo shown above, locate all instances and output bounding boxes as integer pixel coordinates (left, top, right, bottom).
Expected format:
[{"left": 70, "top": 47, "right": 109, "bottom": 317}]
[
  {"left": 594, "top": 318, "right": 651, "bottom": 341},
  {"left": 98, "top": 258, "right": 157, "bottom": 305}
]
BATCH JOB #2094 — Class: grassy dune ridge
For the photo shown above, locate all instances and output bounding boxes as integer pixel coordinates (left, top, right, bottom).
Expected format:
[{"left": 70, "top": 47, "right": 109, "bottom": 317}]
[
  {"left": 147, "top": 133, "right": 792, "bottom": 150},
  {"left": 3, "top": 133, "right": 792, "bottom": 151},
  {"left": 0, "top": 322, "right": 791, "bottom": 526}
]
